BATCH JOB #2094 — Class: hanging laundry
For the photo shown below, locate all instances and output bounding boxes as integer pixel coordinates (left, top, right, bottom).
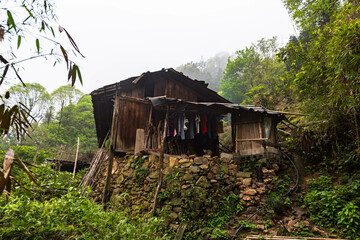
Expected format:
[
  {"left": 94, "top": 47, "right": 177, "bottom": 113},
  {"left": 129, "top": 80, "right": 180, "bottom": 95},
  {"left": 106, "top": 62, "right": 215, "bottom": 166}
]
[
  {"left": 195, "top": 115, "right": 200, "bottom": 134},
  {"left": 179, "top": 113, "right": 185, "bottom": 140},
  {"left": 201, "top": 115, "right": 208, "bottom": 135},
  {"left": 187, "top": 115, "right": 195, "bottom": 139},
  {"left": 173, "top": 115, "right": 178, "bottom": 137}
]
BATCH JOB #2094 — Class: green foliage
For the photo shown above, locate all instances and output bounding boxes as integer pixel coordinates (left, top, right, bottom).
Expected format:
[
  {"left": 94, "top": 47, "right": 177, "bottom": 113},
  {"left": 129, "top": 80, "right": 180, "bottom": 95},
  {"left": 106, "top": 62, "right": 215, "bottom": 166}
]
[
  {"left": 7, "top": 83, "right": 51, "bottom": 122},
  {"left": 11, "top": 145, "right": 53, "bottom": 164},
  {"left": 280, "top": 3, "right": 360, "bottom": 120},
  {"left": 307, "top": 175, "right": 332, "bottom": 191},
  {"left": 182, "top": 193, "right": 243, "bottom": 240},
  {"left": 0, "top": 164, "right": 171, "bottom": 240},
  {"left": 219, "top": 37, "right": 286, "bottom": 108},
  {"left": 304, "top": 174, "right": 360, "bottom": 238},
  {"left": 135, "top": 167, "right": 150, "bottom": 183},
  {"left": 47, "top": 95, "right": 97, "bottom": 151},
  {"left": 206, "top": 194, "right": 243, "bottom": 229},
  {"left": 282, "top": 0, "right": 341, "bottom": 33}
]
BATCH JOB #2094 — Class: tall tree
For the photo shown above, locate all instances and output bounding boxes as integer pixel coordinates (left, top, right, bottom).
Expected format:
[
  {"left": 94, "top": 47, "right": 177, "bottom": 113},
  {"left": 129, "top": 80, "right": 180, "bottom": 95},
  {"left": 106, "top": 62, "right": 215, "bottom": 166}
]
[
  {"left": 51, "top": 84, "right": 83, "bottom": 111},
  {"left": 47, "top": 95, "right": 97, "bottom": 151},
  {"left": 7, "top": 83, "right": 51, "bottom": 122},
  {"left": 219, "top": 37, "right": 285, "bottom": 108},
  {"left": 0, "top": 0, "right": 83, "bottom": 138}
]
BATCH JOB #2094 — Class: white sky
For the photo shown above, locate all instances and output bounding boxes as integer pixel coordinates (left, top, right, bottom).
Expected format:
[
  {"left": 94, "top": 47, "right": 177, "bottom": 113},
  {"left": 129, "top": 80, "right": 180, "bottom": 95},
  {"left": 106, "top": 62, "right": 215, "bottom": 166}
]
[{"left": 20, "top": 0, "right": 295, "bottom": 94}]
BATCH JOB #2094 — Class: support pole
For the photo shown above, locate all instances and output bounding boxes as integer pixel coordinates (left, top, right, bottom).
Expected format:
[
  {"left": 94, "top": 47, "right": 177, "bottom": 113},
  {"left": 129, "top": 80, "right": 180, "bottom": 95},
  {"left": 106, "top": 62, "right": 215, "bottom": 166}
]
[
  {"left": 102, "top": 97, "right": 119, "bottom": 204},
  {"left": 73, "top": 137, "right": 80, "bottom": 179},
  {"left": 152, "top": 105, "right": 169, "bottom": 215}
]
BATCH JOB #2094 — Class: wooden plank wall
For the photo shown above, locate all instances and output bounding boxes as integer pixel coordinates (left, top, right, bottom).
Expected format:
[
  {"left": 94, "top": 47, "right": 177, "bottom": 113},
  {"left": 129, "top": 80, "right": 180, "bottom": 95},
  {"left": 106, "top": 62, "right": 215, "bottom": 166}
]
[
  {"left": 114, "top": 97, "right": 150, "bottom": 151},
  {"left": 235, "top": 112, "right": 265, "bottom": 156},
  {"left": 165, "top": 79, "right": 198, "bottom": 101}
]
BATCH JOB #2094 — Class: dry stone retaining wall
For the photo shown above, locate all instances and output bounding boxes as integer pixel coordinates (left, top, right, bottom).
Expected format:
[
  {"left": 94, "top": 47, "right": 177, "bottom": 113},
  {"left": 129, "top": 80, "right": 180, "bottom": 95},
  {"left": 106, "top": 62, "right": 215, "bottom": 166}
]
[{"left": 92, "top": 153, "right": 280, "bottom": 230}]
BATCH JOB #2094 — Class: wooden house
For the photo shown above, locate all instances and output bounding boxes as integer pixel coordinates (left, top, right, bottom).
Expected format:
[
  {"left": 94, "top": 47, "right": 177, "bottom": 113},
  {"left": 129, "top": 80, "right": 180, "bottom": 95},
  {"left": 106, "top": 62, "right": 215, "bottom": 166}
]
[{"left": 91, "top": 68, "right": 285, "bottom": 157}]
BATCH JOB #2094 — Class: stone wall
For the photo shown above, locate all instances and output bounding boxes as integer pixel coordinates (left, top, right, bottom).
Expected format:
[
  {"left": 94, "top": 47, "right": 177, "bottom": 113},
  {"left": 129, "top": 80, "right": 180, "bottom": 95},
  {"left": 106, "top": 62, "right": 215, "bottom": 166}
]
[{"left": 92, "top": 153, "right": 281, "bottom": 232}]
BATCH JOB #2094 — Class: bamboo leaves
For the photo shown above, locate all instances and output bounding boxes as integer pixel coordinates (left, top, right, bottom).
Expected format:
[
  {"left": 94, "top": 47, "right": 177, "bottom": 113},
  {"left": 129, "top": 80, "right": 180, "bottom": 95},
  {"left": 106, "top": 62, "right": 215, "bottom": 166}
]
[{"left": 6, "top": 11, "right": 16, "bottom": 31}]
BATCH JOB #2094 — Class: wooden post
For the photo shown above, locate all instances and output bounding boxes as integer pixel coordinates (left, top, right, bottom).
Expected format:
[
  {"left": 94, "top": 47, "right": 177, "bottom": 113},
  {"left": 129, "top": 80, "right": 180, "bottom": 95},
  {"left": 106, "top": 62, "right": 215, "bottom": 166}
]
[
  {"left": 152, "top": 105, "right": 169, "bottom": 215},
  {"left": 102, "top": 97, "right": 119, "bottom": 204},
  {"left": 73, "top": 137, "right": 80, "bottom": 179},
  {"left": 135, "top": 129, "right": 145, "bottom": 155},
  {"left": 145, "top": 105, "right": 153, "bottom": 149}
]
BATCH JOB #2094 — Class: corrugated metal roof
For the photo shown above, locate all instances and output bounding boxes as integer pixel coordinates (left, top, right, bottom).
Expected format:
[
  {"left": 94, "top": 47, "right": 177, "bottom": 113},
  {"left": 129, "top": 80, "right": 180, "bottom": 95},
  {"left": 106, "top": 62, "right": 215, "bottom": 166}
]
[{"left": 148, "top": 96, "right": 283, "bottom": 116}]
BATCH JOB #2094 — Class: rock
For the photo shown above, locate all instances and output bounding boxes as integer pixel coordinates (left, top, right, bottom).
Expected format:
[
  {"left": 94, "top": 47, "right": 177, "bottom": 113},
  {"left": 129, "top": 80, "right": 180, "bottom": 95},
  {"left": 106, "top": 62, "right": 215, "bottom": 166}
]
[
  {"left": 179, "top": 159, "right": 190, "bottom": 164},
  {"left": 257, "top": 224, "right": 265, "bottom": 230},
  {"left": 229, "top": 164, "right": 237, "bottom": 170},
  {"left": 220, "top": 153, "right": 233, "bottom": 159},
  {"left": 272, "top": 163, "right": 280, "bottom": 171},
  {"left": 170, "top": 224, "right": 179, "bottom": 231},
  {"left": 294, "top": 221, "right": 301, "bottom": 228},
  {"left": 207, "top": 172, "right": 214, "bottom": 179},
  {"left": 200, "top": 164, "right": 209, "bottom": 170},
  {"left": 243, "top": 195, "right": 251, "bottom": 201},
  {"left": 169, "top": 212, "right": 178, "bottom": 219},
  {"left": 287, "top": 219, "right": 298, "bottom": 232},
  {"left": 117, "top": 174, "right": 125, "bottom": 184},
  {"left": 194, "top": 157, "right": 208, "bottom": 165},
  {"left": 171, "top": 198, "right": 182, "bottom": 206},
  {"left": 244, "top": 189, "right": 257, "bottom": 196},
  {"left": 123, "top": 168, "right": 134, "bottom": 178},
  {"left": 211, "top": 166, "right": 221, "bottom": 174},
  {"left": 263, "top": 178, "right": 272, "bottom": 183},
  {"left": 173, "top": 207, "right": 182, "bottom": 213},
  {"left": 189, "top": 166, "right": 201, "bottom": 173},
  {"left": 149, "top": 155, "right": 158, "bottom": 162},
  {"left": 242, "top": 178, "right": 252, "bottom": 186},
  {"left": 196, "top": 176, "right": 211, "bottom": 188},
  {"left": 163, "top": 167, "right": 173, "bottom": 175},
  {"left": 149, "top": 171, "right": 159, "bottom": 179},
  {"left": 183, "top": 173, "right": 193, "bottom": 181},
  {"left": 169, "top": 157, "right": 179, "bottom": 167},
  {"left": 189, "top": 201, "right": 201, "bottom": 211},
  {"left": 256, "top": 187, "right": 267, "bottom": 194},
  {"left": 236, "top": 171, "right": 252, "bottom": 178},
  {"left": 262, "top": 168, "right": 275, "bottom": 175},
  {"left": 221, "top": 165, "right": 229, "bottom": 174}
]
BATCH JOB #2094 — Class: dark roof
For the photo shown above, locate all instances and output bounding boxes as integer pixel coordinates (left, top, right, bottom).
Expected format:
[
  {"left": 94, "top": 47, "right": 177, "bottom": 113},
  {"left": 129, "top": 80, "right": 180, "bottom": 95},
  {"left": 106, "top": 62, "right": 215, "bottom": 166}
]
[
  {"left": 91, "top": 68, "right": 230, "bottom": 103},
  {"left": 148, "top": 96, "right": 285, "bottom": 120}
]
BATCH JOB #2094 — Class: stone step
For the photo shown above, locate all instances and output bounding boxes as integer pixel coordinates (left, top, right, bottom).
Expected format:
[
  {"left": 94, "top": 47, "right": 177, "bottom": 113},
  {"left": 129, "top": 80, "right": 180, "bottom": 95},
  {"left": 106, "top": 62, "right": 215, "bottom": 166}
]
[{"left": 245, "top": 236, "right": 345, "bottom": 240}]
